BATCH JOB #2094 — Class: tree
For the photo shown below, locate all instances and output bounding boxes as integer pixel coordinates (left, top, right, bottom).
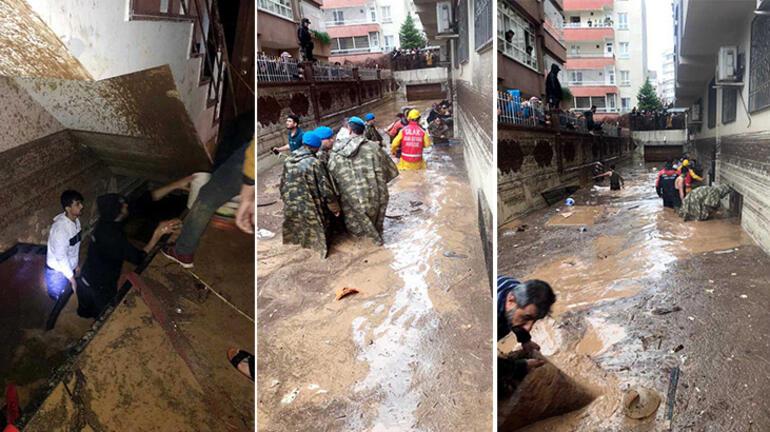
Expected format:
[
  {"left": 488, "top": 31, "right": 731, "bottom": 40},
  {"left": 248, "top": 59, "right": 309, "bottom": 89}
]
[
  {"left": 637, "top": 78, "right": 663, "bottom": 111},
  {"left": 399, "top": 14, "right": 426, "bottom": 49}
]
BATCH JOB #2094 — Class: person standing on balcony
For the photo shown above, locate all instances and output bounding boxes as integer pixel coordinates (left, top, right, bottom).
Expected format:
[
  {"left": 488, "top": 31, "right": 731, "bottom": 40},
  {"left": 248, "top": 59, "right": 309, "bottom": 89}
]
[
  {"left": 45, "top": 190, "right": 84, "bottom": 330},
  {"left": 297, "top": 18, "right": 315, "bottom": 63},
  {"left": 390, "top": 109, "right": 432, "bottom": 170},
  {"left": 545, "top": 64, "right": 562, "bottom": 112},
  {"left": 328, "top": 117, "right": 398, "bottom": 245}
]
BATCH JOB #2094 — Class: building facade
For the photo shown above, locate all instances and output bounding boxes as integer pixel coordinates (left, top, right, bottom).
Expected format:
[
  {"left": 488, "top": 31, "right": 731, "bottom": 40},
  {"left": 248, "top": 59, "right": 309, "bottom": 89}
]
[
  {"left": 497, "top": 0, "right": 567, "bottom": 98},
  {"left": 659, "top": 50, "right": 676, "bottom": 105},
  {"left": 674, "top": 0, "right": 770, "bottom": 253},
  {"left": 322, "top": 0, "right": 421, "bottom": 63},
  {"left": 258, "top": 0, "right": 332, "bottom": 60},
  {"left": 562, "top": 0, "right": 647, "bottom": 118}
]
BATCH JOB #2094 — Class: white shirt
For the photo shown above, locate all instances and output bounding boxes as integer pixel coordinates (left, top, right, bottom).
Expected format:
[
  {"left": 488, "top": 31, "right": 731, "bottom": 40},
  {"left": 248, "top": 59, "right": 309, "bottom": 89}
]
[{"left": 46, "top": 212, "right": 81, "bottom": 278}]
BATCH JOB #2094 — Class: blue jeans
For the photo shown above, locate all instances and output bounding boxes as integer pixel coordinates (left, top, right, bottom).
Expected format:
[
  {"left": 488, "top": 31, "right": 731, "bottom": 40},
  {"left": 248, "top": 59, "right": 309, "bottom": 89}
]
[
  {"left": 175, "top": 141, "right": 248, "bottom": 255},
  {"left": 45, "top": 267, "right": 74, "bottom": 329}
]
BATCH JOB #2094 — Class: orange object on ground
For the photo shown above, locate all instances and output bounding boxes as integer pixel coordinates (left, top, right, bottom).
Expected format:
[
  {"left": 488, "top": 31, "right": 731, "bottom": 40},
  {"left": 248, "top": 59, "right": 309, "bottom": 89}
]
[
  {"left": 335, "top": 287, "right": 360, "bottom": 300},
  {"left": 5, "top": 383, "right": 19, "bottom": 426}
]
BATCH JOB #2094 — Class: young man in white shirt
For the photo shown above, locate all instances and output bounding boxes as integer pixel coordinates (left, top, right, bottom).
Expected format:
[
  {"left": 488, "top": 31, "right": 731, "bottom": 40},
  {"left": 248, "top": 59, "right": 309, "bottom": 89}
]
[{"left": 45, "top": 190, "right": 84, "bottom": 330}]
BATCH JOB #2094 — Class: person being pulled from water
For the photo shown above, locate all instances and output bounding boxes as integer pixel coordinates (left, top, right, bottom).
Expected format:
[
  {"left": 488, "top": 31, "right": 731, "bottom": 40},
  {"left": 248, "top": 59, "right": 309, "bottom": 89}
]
[
  {"left": 594, "top": 164, "right": 624, "bottom": 191},
  {"left": 328, "top": 116, "right": 398, "bottom": 245},
  {"left": 656, "top": 160, "right": 680, "bottom": 208},
  {"left": 390, "top": 109, "right": 432, "bottom": 170},
  {"left": 497, "top": 276, "right": 556, "bottom": 389},
  {"left": 45, "top": 190, "right": 84, "bottom": 330},
  {"left": 77, "top": 193, "right": 181, "bottom": 319},
  {"left": 280, "top": 131, "right": 341, "bottom": 258}
]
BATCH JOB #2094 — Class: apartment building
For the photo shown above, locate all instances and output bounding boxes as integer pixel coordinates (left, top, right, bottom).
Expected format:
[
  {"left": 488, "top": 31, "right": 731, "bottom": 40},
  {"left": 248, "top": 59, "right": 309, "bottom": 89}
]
[
  {"left": 258, "top": 0, "right": 332, "bottom": 60},
  {"left": 563, "top": 0, "right": 647, "bottom": 118},
  {"left": 659, "top": 50, "right": 675, "bottom": 105},
  {"left": 673, "top": 0, "right": 770, "bottom": 253},
  {"left": 497, "top": 0, "right": 567, "bottom": 97},
  {"left": 323, "top": 0, "right": 421, "bottom": 63}
]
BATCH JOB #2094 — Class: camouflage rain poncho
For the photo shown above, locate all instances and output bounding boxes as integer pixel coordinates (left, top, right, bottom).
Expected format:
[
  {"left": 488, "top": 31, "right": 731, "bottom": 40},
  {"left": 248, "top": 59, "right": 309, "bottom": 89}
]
[
  {"left": 280, "top": 147, "right": 340, "bottom": 258},
  {"left": 327, "top": 135, "right": 399, "bottom": 244},
  {"left": 678, "top": 184, "right": 731, "bottom": 221}
]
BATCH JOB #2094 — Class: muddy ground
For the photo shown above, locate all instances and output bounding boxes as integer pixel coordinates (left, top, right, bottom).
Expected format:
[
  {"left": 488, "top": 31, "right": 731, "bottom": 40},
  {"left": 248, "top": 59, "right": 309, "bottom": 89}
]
[
  {"left": 257, "top": 99, "right": 492, "bottom": 431},
  {"left": 498, "top": 158, "right": 770, "bottom": 431}
]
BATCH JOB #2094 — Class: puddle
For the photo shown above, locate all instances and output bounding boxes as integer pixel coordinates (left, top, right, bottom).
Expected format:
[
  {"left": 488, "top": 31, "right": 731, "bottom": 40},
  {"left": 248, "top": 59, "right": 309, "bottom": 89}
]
[
  {"left": 545, "top": 206, "right": 600, "bottom": 227},
  {"left": 575, "top": 316, "right": 627, "bottom": 357}
]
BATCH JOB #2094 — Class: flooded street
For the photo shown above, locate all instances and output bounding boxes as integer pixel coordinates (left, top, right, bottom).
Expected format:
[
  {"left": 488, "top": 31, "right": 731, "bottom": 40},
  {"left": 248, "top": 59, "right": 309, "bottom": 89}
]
[
  {"left": 499, "top": 158, "right": 770, "bottom": 431},
  {"left": 257, "top": 100, "right": 492, "bottom": 431}
]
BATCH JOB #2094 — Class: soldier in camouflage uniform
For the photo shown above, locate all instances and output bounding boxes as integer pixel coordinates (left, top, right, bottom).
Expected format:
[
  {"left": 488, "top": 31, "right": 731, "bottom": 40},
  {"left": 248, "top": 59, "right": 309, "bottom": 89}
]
[
  {"left": 363, "top": 113, "right": 384, "bottom": 147},
  {"left": 280, "top": 131, "right": 341, "bottom": 258},
  {"left": 327, "top": 116, "right": 399, "bottom": 245},
  {"left": 678, "top": 184, "right": 731, "bottom": 221}
]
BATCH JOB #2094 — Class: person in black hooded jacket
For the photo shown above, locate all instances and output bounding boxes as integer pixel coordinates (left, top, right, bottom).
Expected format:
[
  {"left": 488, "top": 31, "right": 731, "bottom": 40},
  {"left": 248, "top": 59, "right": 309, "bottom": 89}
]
[
  {"left": 545, "top": 64, "right": 563, "bottom": 111},
  {"left": 76, "top": 193, "right": 180, "bottom": 319}
]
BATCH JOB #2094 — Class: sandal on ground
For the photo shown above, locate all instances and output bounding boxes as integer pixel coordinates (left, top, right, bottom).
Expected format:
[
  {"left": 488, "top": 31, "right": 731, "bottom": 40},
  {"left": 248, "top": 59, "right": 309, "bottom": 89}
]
[{"left": 227, "top": 348, "right": 254, "bottom": 382}]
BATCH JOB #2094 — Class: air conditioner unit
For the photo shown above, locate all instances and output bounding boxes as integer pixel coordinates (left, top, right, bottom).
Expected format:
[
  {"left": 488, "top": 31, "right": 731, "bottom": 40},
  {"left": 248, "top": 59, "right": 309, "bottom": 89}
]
[
  {"left": 437, "top": 1, "right": 453, "bottom": 34},
  {"left": 716, "top": 46, "right": 738, "bottom": 82}
]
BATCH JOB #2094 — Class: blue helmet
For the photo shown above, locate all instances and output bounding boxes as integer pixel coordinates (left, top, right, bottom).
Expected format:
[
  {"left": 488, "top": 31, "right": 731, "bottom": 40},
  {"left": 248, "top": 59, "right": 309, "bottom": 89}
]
[
  {"left": 348, "top": 116, "right": 366, "bottom": 127},
  {"left": 364, "top": 113, "right": 375, "bottom": 121},
  {"left": 302, "top": 131, "right": 322, "bottom": 148},
  {"left": 314, "top": 126, "right": 334, "bottom": 140}
]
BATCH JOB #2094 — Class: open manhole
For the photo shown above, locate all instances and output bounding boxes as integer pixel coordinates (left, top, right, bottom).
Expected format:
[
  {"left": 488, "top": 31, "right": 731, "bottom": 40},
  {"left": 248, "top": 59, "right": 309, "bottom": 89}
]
[{"left": 498, "top": 351, "right": 598, "bottom": 430}]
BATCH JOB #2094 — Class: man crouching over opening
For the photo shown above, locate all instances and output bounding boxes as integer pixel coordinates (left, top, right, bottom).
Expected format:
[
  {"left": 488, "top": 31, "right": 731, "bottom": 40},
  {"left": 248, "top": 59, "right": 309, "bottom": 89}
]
[{"left": 497, "top": 276, "right": 556, "bottom": 384}]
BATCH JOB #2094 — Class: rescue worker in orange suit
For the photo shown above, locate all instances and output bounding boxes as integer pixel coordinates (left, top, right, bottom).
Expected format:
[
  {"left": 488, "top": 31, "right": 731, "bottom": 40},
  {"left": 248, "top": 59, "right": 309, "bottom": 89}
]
[
  {"left": 676, "top": 159, "right": 702, "bottom": 195},
  {"left": 656, "top": 161, "right": 681, "bottom": 208},
  {"left": 390, "top": 109, "right": 431, "bottom": 170}
]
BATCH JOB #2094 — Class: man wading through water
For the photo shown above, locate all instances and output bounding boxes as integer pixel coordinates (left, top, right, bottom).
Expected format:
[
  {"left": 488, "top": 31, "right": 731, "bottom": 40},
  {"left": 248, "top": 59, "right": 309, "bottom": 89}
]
[
  {"left": 595, "top": 164, "right": 625, "bottom": 191},
  {"left": 497, "top": 276, "right": 556, "bottom": 393}
]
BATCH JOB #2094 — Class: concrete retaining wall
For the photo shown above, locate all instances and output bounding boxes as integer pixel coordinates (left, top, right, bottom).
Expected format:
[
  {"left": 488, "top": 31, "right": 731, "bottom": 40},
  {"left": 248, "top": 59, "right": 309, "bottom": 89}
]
[{"left": 498, "top": 125, "right": 631, "bottom": 223}]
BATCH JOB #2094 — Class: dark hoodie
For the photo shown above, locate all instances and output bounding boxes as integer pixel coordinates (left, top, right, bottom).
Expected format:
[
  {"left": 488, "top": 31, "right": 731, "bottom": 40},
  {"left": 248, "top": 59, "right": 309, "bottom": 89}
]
[
  {"left": 545, "top": 64, "right": 562, "bottom": 106},
  {"left": 78, "top": 194, "right": 146, "bottom": 318}
]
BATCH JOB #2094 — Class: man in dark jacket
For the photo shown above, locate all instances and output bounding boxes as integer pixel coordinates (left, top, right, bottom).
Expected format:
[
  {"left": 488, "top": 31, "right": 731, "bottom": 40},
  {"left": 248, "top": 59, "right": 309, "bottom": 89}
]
[
  {"left": 656, "top": 161, "right": 680, "bottom": 208},
  {"left": 497, "top": 276, "right": 556, "bottom": 382},
  {"left": 545, "top": 64, "right": 562, "bottom": 111},
  {"left": 77, "top": 194, "right": 179, "bottom": 319},
  {"left": 297, "top": 18, "right": 314, "bottom": 62}
]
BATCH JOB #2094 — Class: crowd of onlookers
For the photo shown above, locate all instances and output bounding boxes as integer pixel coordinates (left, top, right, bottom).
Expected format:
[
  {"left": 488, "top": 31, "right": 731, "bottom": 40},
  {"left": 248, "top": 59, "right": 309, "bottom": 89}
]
[
  {"left": 391, "top": 47, "right": 441, "bottom": 70},
  {"left": 629, "top": 106, "right": 686, "bottom": 130}
]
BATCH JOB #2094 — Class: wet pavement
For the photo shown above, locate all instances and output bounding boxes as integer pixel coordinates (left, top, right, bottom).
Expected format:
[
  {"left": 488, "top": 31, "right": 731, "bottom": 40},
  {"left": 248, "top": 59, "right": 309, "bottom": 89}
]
[
  {"left": 257, "top": 99, "right": 492, "bottom": 431},
  {"left": 498, "top": 158, "right": 770, "bottom": 431}
]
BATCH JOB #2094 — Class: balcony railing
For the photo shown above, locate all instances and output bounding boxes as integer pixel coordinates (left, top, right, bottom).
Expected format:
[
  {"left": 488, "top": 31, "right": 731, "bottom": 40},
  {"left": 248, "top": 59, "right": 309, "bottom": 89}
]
[
  {"left": 568, "top": 53, "right": 614, "bottom": 58},
  {"left": 564, "top": 22, "right": 613, "bottom": 28},
  {"left": 325, "top": 18, "right": 378, "bottom": 27},
  {"left": 330, "top": 47, "right": 381, "bottom": 55},
  {"left": 568, "top": 80, "right": 616, "bottom": 86},
  {"left": 358, "top": 67, "right": 378, "bottom": 80},
  {"left": 313, "top": 62, "right": 354, "bottom": 80},
  {"left": 498, "top": 91, "right": 547, "bottom": 127},
  {"left": 499, "top": 39, "right": 538, "bottom": 71},
  {"left": 257, "top": 56, "right": 302, "bottom": 82},
  {"left": 573, "top": 107, "right": 619, "bottom": 114},
  {"left": 258, "top": 0, "right": 293, "bottom": 21},
  {"left": 257, "top": 56, "right": 391, "bottom": 83}
]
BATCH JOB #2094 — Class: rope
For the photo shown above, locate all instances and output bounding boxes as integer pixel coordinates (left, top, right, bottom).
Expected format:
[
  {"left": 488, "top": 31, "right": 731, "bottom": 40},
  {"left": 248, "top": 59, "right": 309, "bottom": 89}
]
[{"left": 187, "top": 269, "right": 255, "bottom": 323}]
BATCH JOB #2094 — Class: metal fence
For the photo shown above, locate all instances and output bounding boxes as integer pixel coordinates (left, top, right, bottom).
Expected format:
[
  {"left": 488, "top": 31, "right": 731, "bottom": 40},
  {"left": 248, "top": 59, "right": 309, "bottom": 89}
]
[
  {"left": 312, "top": 62, "right": 354, "bottom": 81},
  {"left": 358, "top": 67, "right": 378, "bottom": 81},
  {"left": 257, "top": 56, "right": 301, "bottom": 82}
]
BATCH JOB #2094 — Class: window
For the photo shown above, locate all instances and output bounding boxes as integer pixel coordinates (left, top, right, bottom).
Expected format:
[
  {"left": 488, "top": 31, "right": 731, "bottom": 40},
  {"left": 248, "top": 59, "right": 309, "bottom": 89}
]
[
  {"left": 570, "top": 16, "right": 580, "bottom": 23},
  {"left": 749, "top": 15, "right": 770, "bottom": 112},
  {"left": 708, "top": 77, "right": 717, "bottom": 129},
  {"left": 570, "top": 44, "right": 581, "bottom": 55},
  {"left": 608, "top": 69, "right": 615, "bottom": 84},
  {"left": 575, "top": 97, "right": 591, "bottom": 108},
  {"left": 605, "top": 41, "right": 613, "bottom": 55},
  {"left": 620, "top": 70, "right": 630, "bottom": 86},
  {"left": 622, "top": 97, "right": 631, "bottom": 111},
  {"left": 381, "top": 6, "right": 391, "bottom": 23},
  {"left": 332, "top": 10, "right": 344, "bottom": 25},
  {"left": 257, "top": 0, "right": 293, "bottom": 21},
  {"left": 723, "top": 87, "right": 738, "bottom": 124},
  {"left": 619, "top": 42, "right": 630, "bottom": 58},
  {"left": 332, "top": 36, "right": 370, "bottom": 54},
  {"left": 369, "top": 32, "right": 380, "bottom": 49},
  {"left": 384, "top": 35, "right": 395, "bottom": 51},
  {"left": 607, "top": 94, "right": 616, "bottom": 110},
  {"left": 132, "top": 0, "right": 192, "bottom": 19},
  {"left": 571, "top": 71, "right": 583, "bottom": 83},
  {"left": 617, "top": 13, "right": 628, "bottom": 29},
  {"left": 369, "top": 7, "right": 377, "bottom": 22},
  {"left": 475, "top": 0, "right": 493, "bottom": 50},
  {"left": 498, "top": 1, "right": 538, "bottom": 70}
]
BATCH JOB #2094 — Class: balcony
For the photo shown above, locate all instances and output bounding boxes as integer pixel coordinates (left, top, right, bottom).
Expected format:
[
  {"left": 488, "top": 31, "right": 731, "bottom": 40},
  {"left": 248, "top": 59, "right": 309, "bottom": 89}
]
[
  {"left": 570, "top": 85, "right": 618, "bottom": 97},
  {"left": 564, "top": 22, "right": 613, "bottom": 29},
  {"left": 564, "top": 27, "right": 614, "bottom": 41},
  {"left": 330, "top": 46, "right": 382, "bottom": 55},
  {"left": 327, "top": 23, "right": 381, "bottom": 38},
  {"left": 566, "top": 57, "right": 615, "bottom": 69},
  {"left": 326, "top": 18, "right": 379, "bottom": 27},
  {"left": 568, "top": 80, "right": 616, "bottom": 87},
  {"left": 564, "top": 0, "right": 614, "bottom": 11}
]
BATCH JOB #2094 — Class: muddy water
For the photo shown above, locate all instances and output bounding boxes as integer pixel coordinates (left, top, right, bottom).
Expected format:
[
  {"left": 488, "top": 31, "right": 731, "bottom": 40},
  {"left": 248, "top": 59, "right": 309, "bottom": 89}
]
[
  {"left": 257, "top": 98, "right": 491, "bottom": 431},
  {"left": 0, "top": 252, "right": 92, "bottom": 412},
  {"left": 499, "top": 159, "right": 764, "bottom": 431}
]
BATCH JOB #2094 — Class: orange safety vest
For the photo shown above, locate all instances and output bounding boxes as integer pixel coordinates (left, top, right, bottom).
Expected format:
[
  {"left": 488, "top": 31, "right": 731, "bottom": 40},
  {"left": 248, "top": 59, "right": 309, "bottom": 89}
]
[{"left": 400, "top": 122, "right": 425, "bottom": 163}]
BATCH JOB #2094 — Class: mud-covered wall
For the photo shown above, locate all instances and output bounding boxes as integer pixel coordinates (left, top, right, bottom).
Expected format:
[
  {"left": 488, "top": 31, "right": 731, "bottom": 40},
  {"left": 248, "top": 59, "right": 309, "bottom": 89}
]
[
  {"left": 0, "top": 77, "right": 64, "bottom": 153},
  {"left": 24, "top": 0, "right": 217, "bottom": 145},
  {"left": 0, "top": 0, "right": 91, "bottom": 80},
  {"left": 14, "top": 66, "right": 210, "bottom": 181},
  {"left": 256, "top": 78, "right": 397, "bottom": 156},
  {"left": 498, "top": 125, "right": 629, "bottom": 223},
  {"left": 0, "top": 130, "right": 113, "bottom": 250}
]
